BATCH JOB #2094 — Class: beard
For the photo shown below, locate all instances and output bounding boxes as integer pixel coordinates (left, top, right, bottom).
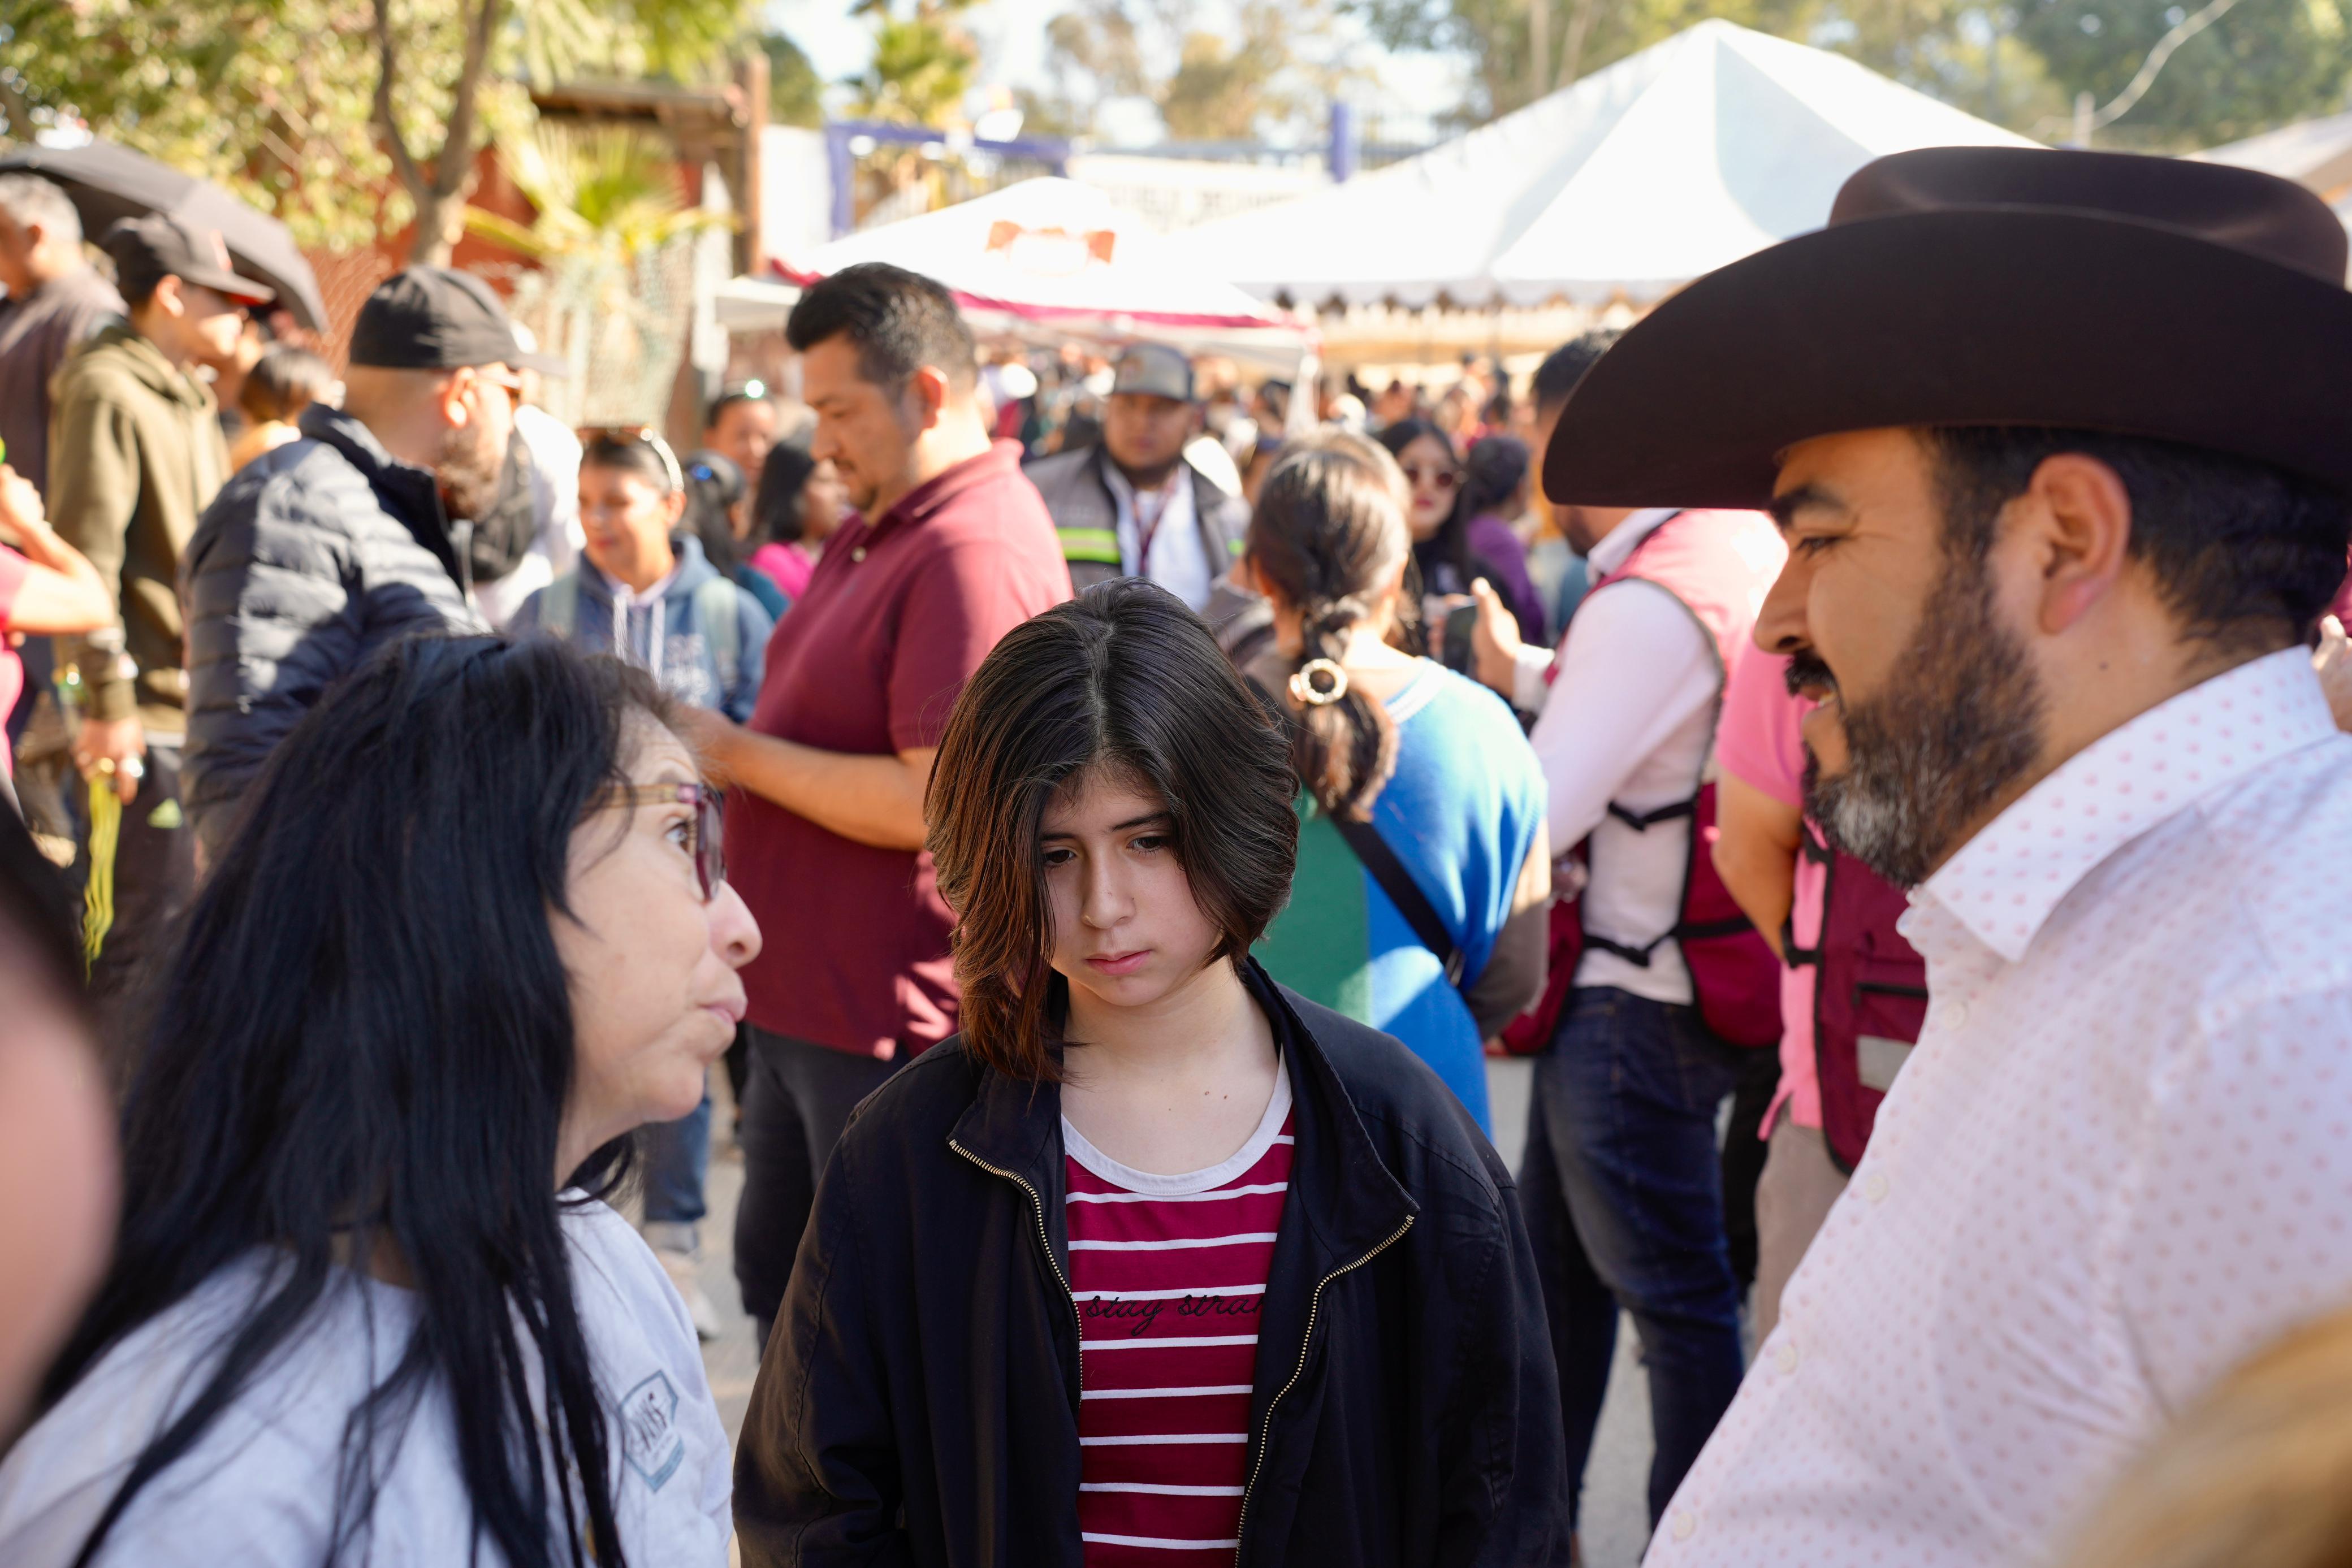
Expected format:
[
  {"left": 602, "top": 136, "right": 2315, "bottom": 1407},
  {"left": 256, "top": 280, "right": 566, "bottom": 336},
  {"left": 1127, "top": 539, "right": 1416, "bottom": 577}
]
[
  {"left": 435, "top": 418, "right": 508, "bottom": 524},
  {"left": 1799, "top": 549, "right": 2046, "bottom": 889}
]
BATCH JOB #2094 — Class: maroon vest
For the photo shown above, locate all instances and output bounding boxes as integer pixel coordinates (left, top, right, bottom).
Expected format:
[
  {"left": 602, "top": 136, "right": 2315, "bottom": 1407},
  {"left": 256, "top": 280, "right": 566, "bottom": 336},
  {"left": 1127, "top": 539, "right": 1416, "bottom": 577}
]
[
  {"left": 1502, "top": 510, "right": 1786, "bottom": 1054},
  {"left": 1789, "top": 821, "right": 1928, "bottom": 1171}
]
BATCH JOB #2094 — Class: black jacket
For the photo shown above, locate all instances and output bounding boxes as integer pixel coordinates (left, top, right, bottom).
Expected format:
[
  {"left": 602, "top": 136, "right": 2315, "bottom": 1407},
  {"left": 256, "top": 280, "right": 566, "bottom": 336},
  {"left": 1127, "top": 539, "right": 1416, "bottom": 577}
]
[
  {"left": 180, "top": 404, "right": 479, "bottom": 855},
  {"left": 734, "top": 966, "right": 1571, "bottom": 1567}
]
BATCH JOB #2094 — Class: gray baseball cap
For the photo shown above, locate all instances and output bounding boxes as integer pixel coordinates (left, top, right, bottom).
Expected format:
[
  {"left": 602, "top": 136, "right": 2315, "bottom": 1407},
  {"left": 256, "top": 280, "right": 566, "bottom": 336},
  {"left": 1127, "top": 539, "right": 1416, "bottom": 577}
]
[{"left": 1109, "top": 343, "right": 1194, "bottom": 403}]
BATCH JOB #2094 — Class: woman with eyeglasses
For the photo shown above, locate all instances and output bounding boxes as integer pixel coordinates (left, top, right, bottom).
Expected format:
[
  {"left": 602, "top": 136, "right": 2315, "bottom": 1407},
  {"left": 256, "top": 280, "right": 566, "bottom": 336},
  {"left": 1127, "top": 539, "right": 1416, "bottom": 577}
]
[
  {"left": 1376, "top": 418, "right": 1544, "bottom": 650},
  {"left": 0, "top": 635, "right": 759, "bottom": 1566},
  {"left": 511, "top": 427, "right": 776, "bottom": 1339}
]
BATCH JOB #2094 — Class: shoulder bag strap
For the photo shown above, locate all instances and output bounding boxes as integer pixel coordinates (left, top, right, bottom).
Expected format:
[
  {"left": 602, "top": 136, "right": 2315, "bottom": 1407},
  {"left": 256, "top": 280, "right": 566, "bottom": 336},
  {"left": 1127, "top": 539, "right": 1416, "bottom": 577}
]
[{"left": 1328, "top": 812, "right": 1465, "bottom": 986}]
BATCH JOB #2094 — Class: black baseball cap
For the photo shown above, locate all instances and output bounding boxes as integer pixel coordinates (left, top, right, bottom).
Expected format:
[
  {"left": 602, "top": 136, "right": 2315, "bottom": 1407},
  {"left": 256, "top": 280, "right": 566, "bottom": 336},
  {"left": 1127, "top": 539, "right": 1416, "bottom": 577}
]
[
  {"left": 103, "top": 215, "right": 275, "bottom": 306},
  {"left": 349, "top": 267, "right": 568, "bottom": 376}
]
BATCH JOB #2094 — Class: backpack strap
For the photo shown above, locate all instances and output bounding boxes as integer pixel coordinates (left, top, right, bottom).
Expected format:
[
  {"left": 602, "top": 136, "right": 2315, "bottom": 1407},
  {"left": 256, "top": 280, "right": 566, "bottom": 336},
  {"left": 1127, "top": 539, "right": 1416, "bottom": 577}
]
[
  {"left": 694, "top": 575, "right": 740, "bottom": 682},
  {"left": 1328, "top": 812, "right": 1467, "bottom": 987},
  {"left": 541, "top": 573, "right": 581, "bottom": 637}
]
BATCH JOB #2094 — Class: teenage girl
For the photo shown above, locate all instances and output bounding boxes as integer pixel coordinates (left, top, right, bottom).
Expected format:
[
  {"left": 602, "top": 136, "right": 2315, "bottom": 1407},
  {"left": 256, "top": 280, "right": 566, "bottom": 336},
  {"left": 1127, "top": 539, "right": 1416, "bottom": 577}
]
[{"left": 734, "top": 579, "right": 1570, "bottom": 1566}]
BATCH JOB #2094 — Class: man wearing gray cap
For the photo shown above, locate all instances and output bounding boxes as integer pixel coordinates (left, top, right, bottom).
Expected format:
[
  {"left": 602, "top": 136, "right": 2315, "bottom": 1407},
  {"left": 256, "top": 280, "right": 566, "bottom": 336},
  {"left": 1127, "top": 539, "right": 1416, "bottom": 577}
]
[
  {"left": 181, "top": 267, "right": 564, "bottom": 857},
  {"left": 1024, "top": 342, "right": 1248, "bottom": 611}
]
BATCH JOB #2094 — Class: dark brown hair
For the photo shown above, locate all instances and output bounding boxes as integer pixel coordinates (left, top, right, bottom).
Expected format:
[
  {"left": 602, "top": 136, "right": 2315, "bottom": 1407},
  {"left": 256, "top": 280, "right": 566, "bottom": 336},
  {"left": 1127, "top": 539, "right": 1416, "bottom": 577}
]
[
  {"left": 236, "top": 343, "right": 332, "bottom": 425},
  {"left": 1247, "top": 430, "right": 1410, "bottom": 820},
  {"left": 927, "top": 581, "right": 1299, "bottom": 1082}
]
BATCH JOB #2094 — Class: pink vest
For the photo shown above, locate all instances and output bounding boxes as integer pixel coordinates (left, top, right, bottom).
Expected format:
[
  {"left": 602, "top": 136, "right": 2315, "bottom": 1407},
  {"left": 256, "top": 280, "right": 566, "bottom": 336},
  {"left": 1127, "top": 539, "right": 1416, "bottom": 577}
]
[{"left": 1504, "top": 509, "right": 1789, "bottom": 1054}]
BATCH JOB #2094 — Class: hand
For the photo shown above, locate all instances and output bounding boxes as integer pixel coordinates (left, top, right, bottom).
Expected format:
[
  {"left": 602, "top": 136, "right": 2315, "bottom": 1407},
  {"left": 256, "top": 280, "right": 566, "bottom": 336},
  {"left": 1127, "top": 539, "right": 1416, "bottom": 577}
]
[
  {"left": 2316, "top": 614, "right": 2352, "bottom": 733},
  {"left": 1467, "top": 578, "right": 1526, "bottom": 698},
  {"left": 675, "top": 706, "right": 743, "bottom": 783},
  {"left": 73, "top": 716, "right": 146, "bottom": 803},
  {"left": 0, "top": 464, "right": 46, "bottom": 549}
]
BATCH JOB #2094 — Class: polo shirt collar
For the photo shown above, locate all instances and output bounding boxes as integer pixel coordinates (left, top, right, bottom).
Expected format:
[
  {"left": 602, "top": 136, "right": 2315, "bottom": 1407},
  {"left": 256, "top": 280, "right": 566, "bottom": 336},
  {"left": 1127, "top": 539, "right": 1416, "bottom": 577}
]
[
  {"left": 1586, "top": 507, "right": 1678, "bottom": 578},
  {"left": 870, "top": 439, "right": 1023, "bottom": 539},
  {"left": 1919, "top": 646, "right": 2336, "bottom": 963}
]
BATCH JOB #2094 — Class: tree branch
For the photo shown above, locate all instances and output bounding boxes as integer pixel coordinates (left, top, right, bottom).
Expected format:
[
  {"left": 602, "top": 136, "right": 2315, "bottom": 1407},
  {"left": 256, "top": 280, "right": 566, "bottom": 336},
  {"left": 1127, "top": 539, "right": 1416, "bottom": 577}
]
[
  {"left": 1555, "top": 0, "right": 1597, "bottom": 90},
  {"left": 435, "top": 0, "right": 505, "bottom": 201},
  {"left": 372, "top": 0, "right": 427, "bottom": 202}
]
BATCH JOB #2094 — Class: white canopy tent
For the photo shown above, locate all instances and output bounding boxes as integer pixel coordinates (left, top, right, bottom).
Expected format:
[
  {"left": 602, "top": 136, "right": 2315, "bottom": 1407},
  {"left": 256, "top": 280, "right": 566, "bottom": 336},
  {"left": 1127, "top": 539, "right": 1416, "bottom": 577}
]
[
  {"left": 1166, "top": 19, "right": 2035, "bottom": 307},
  {"left": 721, "top": 177, "right": 1315, "bottom": 374}
]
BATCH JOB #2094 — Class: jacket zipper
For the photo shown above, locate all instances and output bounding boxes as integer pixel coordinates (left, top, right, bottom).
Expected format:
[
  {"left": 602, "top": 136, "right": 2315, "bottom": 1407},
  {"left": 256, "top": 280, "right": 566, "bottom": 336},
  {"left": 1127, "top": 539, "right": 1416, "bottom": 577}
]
[
  {"left": 1231, "top": 1214, "right": 1416, "bottom": 1564},
  {"left": 949, "top": 1140, "right": 1084, "bottom": 1394}
]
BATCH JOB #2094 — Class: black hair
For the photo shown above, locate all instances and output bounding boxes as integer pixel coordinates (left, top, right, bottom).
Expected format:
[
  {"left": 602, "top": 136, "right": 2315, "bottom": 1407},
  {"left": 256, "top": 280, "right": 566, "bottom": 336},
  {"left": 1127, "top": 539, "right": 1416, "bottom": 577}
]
[
  {"left": 1461, "top": 433, "right": 1531, "bottom": 522},
  {"left": 703, "top": 389, "right": 771, "bottom": 430},
  {"left": 1530, "top": 328, "right": 1623, "bottom": 416},
  {"left": 237, "top": 344, "right": 332, "bottom": 425},
  {"left": 1377, "top": 415, "right": 1471, "bottom": 588},
  {"left": 1925, "top": 427, "right": 2352, "bottom": 655},
  {"left": 41, "top": 635, "right": 682, "bottom": 1568},
  {"left": 682, "top": 448, "right": 746, "bottom": 574},
  {"left": 0, "top": 808, "right": 83, "bottom": 1019},
  {"left": 785, "top": 261, "right": 977, "bottom": 392},
  {"left": 927, "top": 580, "right": 1299, "bottom": 1082},
  {"left": 1245, "top": 431, "right": 1411, "bottom": 820},
  {"left": 580, "top": 432, "right": 678, "bottom": 495},
  {"left": 754, "top": 440, "right": 819, "bottom": 545}
]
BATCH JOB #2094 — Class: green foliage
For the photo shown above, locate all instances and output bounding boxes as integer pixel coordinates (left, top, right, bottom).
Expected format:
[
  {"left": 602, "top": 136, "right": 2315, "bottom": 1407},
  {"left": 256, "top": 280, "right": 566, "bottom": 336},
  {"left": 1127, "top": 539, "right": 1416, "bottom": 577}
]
[
  {"left": 2017, "top": 0, "right": 2352, "bottom": 146},
  {"left": 1039, "top": 0, "right": 1352, "bottom": 140},
  {"left": 760, "top": 32, "right": 828, "bottom": 127},
  {"left": 848, "top": 0, "right": 982, "bottom": 126},
  {"left": 1, "top": 0, "right": 753, "bottom": 253},
  {"left": 463, "top": 121, "right": 733, "bottom": 257}
]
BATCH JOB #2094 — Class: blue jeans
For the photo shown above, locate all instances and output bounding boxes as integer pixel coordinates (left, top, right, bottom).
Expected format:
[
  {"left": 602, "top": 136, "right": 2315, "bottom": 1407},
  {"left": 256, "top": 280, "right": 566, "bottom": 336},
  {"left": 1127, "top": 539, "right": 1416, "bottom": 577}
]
[
  {"left": 1519, "top": 986, "right": 1748, "bottom": 1529},
  {"left": 639, "top": 1089, "right": 712, "bottom": 1228}
]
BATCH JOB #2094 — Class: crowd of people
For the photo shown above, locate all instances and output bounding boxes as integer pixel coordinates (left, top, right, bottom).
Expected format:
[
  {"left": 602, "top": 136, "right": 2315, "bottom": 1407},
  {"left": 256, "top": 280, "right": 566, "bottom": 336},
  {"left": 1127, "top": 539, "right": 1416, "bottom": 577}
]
[{"left": 1, "top": 141, "right": 2351, "bottom": 1568}]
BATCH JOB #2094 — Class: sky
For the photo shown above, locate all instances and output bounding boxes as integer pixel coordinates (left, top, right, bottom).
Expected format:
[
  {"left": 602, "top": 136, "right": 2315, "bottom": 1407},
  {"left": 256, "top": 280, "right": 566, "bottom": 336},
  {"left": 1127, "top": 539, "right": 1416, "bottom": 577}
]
[{"left": 764, "top": 0, "right": 1468, "bottom": 146}]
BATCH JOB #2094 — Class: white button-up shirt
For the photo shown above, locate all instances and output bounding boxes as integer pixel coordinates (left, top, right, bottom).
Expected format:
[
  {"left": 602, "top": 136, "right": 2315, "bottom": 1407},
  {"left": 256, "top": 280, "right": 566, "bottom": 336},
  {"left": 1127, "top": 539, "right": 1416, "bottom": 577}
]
[{"left": 1646, "top": 646, "right": 2352, "bottom": 1568}]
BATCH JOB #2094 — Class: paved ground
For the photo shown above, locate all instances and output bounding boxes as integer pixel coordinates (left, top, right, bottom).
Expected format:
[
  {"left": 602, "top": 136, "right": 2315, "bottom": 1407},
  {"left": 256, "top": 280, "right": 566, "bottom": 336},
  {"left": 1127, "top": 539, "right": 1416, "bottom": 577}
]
[{"left": 685, "top": 1055, "right": 1658, "bottom": 1567}]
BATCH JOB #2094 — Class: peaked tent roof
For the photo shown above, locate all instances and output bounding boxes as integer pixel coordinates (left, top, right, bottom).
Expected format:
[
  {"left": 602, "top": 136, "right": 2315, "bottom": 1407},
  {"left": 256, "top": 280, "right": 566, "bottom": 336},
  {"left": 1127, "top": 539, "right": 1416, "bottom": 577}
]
[
  {"left": 1166, "top": 19, "right": 2035, "bottom": 307},
  {"left": 2194, "top": 110, "right": 2352, "bottom": 200}
]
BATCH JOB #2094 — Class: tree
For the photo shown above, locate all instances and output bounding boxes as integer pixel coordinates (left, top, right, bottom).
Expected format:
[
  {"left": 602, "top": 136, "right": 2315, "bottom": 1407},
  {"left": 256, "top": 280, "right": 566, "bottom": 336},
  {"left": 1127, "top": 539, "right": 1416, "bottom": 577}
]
[
  {"left": 1039, "top": 0, "right": 1351, "bottom": 141},
  {"left": 4, "top": 0, "right": 752, "bottom": 258},
  {"left": 846, "top": 0, "right": 982, "bottom": 126},
  {"left": 2017, "top": 0, "right": 2352, "bottom": 146},
  {"left": 760, "top": 31, "right": 827, "bottom": 127}
]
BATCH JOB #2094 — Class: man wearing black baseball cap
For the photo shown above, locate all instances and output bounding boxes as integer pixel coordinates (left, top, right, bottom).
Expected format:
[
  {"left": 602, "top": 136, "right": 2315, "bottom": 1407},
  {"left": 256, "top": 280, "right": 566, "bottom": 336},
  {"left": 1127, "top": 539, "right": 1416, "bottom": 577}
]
[
  {"left": 183, "top": 266, "right": 563, "bottom": 856},
  {"left": 45, "top": 213, "right": 275, "bottom": 1022}
]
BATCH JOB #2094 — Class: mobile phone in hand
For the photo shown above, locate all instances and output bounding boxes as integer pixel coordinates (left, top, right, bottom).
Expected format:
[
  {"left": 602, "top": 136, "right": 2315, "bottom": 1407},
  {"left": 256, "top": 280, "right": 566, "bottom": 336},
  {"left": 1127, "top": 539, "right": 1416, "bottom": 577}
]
[{"left": 1442, "top": 601, "right": 1480, "bottom": 675}]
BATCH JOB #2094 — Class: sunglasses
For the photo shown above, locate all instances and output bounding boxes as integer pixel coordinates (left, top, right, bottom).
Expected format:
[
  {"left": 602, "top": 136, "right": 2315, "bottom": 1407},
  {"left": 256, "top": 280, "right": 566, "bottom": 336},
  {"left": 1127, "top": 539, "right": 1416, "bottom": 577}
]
[
  {"left": 578, "top": 425, "right": 686, "bottom": 492},
  {"left": 1401, "top": 465, "right": 1459, "bottom": 491},
  {"left": 591, "top": 782, "right": 726, "bottom": 901}
]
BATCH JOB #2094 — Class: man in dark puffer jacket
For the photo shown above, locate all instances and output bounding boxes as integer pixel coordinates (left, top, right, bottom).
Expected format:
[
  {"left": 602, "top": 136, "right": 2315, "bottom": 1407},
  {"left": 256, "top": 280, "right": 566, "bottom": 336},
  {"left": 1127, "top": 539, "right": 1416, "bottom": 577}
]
[{"left": 181, "top": 270, "right": 564, "bottom": 858}]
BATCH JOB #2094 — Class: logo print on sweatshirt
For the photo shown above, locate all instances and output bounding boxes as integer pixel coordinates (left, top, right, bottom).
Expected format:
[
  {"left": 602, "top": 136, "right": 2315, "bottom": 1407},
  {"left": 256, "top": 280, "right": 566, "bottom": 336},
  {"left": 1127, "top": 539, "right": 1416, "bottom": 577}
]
[{"left": 617, "top": 1371, "right": 685, "bottom": 1492}]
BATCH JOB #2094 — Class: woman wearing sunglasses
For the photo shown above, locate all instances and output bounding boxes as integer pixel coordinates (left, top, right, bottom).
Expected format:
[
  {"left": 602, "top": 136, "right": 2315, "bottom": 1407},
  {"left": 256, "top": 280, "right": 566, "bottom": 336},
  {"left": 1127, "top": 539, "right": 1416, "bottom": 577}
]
[
  {"left": 1376, "top": 418, "right": 1544, "bottom": 651},
  {"left": 0, "top": 635, "right": 759, "bottom": 1567}
]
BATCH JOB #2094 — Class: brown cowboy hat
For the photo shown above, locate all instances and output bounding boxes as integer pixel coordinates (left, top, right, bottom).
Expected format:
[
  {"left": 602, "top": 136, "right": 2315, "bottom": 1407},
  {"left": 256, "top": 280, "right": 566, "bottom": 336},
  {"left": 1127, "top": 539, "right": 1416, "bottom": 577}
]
[{"left": 1543, "top": 146, "right": 2352, "bottom": 506}]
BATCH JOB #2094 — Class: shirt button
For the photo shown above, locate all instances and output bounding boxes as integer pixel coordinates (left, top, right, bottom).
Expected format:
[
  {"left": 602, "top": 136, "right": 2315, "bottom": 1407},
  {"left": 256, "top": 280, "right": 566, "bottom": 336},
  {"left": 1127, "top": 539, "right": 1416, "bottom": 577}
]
[
  {"left": 1864, "top": 1172, "right": 1891, "bottom": 1203},
  {"left": 1671, "top": 1509, "right": 1697, "bottom": 1541},
  {"left": 1775, "top": 1341, "right": 1799, "bottom": 1374},
  {"left": 1944, "top": 1000, "right": 1969, "bottom": 1028},
  {"left": 850, "top": 545, "right": 867, "bottom": 562}
]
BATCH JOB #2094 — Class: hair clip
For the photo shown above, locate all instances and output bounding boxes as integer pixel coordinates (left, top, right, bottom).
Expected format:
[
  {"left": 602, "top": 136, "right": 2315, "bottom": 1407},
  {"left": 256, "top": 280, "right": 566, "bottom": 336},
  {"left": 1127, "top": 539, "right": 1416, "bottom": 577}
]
[{"left": 1289, "top": 657, "right": 1349, "bottom": 707}]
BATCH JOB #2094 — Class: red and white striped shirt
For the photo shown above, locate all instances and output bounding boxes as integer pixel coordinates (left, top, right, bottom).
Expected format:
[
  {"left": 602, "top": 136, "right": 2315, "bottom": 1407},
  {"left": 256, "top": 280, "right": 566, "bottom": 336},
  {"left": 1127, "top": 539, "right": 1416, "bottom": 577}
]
[{"left": 1064, "top": 1065, "right": 1294, "bottom": 1566}]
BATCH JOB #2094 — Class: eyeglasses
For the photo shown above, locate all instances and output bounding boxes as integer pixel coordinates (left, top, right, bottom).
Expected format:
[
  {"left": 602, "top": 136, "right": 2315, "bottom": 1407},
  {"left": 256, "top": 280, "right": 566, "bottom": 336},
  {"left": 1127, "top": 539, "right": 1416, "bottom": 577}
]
[
  {"left": 466, "top": 365, "right": 527, "bottom": 400},
  {"left": 578, "top": 425, "right": 686, "bottom": 493},
  {"left": 591, "top": 782, "right": 726, "bottom": 901},
  {"left": 1400, "top": 465, "right": 1460, "bottom": 491}
]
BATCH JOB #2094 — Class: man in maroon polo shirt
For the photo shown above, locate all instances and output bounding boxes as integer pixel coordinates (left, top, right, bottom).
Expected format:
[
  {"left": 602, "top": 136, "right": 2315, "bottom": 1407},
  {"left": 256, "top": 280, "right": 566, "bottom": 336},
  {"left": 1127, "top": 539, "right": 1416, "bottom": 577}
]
[{"left": 692, "top": 262, "right": 1070, "bottom": 1340}]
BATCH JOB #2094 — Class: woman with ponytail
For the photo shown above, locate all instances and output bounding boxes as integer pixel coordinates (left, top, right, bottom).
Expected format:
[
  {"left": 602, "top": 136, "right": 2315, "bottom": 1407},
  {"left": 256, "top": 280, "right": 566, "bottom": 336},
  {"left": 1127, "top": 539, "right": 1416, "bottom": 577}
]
[{"left": 1241, "top": 432, "right": 1551, "bottom": 1133}]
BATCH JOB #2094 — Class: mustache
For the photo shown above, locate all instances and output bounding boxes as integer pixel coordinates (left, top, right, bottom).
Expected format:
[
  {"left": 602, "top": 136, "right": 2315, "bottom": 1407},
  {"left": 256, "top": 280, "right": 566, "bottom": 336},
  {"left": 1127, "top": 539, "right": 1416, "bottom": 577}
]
[{"left": 1784, "top": 649, "right": 1837, "bottom": 699}]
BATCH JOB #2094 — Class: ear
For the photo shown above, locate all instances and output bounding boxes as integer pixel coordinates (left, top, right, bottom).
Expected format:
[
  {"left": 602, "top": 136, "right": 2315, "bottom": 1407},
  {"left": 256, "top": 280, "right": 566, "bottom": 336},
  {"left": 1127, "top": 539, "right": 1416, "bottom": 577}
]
[
  {"left": 435, "top": 369, "right": 472, "bottom": 430},
  {"left": 2018, "top": 453, "right": 2134, "bottom": 636},
  {"left": 664, "top": 488, "right": 690, "bottom": 526},
  {"left": 905, "top": 365, "right": 951, "bottom": 432},
  {"left": 151, "top": 274, "right": 187, "bottom": 320}
]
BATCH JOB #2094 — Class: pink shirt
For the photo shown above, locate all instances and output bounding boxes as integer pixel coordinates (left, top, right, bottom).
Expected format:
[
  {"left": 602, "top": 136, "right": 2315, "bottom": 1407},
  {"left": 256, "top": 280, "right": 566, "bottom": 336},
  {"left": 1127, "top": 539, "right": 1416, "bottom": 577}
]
[
  {"left": 749, "top": 540, "right": 816, "bottom": 604},
  {"left": 0, "top": 546, "right": 28, "bottom": 778},
  {"left": 1710, "top": 649, "right": 1824, "bottom": 1131}
]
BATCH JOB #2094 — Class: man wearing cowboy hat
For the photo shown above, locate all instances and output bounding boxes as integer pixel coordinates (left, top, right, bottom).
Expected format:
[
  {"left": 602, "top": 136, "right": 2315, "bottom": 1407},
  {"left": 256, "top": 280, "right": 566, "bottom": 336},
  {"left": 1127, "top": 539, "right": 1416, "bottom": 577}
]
[{"left": 1544, "top": 146, "right": 2352, "bottom": 1567}]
